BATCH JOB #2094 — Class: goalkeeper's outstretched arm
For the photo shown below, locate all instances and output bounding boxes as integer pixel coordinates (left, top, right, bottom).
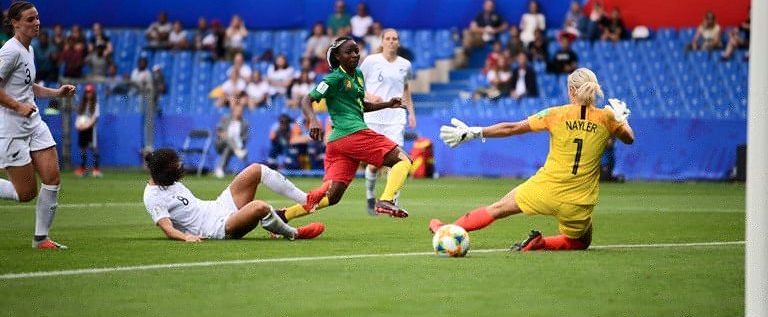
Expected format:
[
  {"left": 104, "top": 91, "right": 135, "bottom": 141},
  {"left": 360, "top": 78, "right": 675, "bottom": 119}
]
[{"left": 481, "top": 120, "right": 533, "bottom": 138}]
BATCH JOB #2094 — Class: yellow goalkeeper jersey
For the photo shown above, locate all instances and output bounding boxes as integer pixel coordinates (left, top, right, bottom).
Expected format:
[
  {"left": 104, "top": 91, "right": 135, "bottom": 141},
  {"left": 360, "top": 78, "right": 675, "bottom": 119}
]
[{"left": 525, "top": 103, "right": 626, "bottom": 205}]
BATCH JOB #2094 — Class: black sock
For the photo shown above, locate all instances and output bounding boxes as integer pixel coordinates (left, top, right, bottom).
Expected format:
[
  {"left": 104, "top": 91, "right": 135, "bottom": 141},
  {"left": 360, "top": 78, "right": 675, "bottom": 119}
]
[{"left": 34, "top": 235, "right": 47, "bottom": 242}]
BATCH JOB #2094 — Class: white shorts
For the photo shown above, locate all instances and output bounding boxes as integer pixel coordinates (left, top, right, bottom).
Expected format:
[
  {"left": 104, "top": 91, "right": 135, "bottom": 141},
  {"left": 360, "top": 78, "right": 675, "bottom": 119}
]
[
  {"left": 199, "top": 186, "right": 239, "bottom": 239},
  {"left": 0, "top": 122, "right": 56, "bottom": 169},
  {"left": 366, "top": 122, "right": 405, "bottom": 147}
]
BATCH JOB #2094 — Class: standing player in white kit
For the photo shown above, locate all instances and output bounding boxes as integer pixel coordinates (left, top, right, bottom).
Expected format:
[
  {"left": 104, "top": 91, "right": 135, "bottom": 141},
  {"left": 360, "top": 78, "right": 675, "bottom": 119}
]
[
  {"left": 360, "top": 28, "right": 416, "bottom": 215},
  {"left": 0, "top": 2, "right": 76, "bottom": 249}
]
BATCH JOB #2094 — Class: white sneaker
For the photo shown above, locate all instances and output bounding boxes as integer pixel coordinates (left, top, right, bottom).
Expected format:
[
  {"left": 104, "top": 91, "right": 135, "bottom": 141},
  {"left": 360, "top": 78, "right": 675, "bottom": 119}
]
[
  {"left": 234, "top": 148, "right": 248, "bottom": 160},
  {"left": 214, "top": 167, "right": 225, "bottom": 178}
]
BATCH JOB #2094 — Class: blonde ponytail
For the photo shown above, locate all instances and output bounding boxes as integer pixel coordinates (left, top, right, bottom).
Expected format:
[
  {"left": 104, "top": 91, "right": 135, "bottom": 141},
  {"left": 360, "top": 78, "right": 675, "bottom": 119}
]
[{"left": 567, "top": 68, "right": 603, "bottom": 106}]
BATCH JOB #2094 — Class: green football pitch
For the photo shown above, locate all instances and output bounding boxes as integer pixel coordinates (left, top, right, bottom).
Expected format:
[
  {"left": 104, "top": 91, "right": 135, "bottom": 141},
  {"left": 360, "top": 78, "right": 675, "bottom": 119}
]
[{"left": 0, "top": 171, "right": 744, "bottom": 316}]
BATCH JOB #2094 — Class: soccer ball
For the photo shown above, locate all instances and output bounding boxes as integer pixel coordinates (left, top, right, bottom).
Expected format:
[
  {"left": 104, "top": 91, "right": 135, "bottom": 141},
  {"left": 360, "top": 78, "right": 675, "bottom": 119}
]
[
  {"left": 432, "top": 224, "right": 470, "bottom": 257},
  {"left": 75, "top": 115, "right": 90, "bottom": 130}
]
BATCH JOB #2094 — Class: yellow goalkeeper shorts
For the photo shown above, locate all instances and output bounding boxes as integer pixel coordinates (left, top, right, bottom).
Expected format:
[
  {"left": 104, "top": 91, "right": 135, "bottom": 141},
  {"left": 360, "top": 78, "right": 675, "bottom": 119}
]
[{"left": 514, "top": 180, "right": 594, "bottom": 239}]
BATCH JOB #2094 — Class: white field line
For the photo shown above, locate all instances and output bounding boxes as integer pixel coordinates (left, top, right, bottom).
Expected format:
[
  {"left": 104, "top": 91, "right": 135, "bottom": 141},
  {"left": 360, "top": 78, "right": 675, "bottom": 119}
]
[
  {"left": 0, "top": 241, "right": 744, "bottom": 280},
  {"left": 0, "top": 201, "right": 745, "bottom": 213}
]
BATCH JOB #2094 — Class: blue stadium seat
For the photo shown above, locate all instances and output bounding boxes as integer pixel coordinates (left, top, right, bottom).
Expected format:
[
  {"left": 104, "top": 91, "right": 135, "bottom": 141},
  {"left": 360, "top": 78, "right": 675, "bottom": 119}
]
[
  {"left": 399, "top": 30, "right": 414, "bottom": 49},
  {"left": 656, "top": 28, "right": 677, "bottom": 41}
]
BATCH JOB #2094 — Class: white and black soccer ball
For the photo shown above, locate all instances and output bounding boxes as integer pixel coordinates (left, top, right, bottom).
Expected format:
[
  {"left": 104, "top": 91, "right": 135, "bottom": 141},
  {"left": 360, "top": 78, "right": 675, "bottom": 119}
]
[{"left": 432, "top": 224, "right": 470, "bottom": 257}]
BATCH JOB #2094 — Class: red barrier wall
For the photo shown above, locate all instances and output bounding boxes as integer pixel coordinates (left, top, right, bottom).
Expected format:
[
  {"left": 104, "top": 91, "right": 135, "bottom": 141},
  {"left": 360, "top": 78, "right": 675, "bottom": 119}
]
[{"left": 585, "top": 0, "right": 750, "bottom": 29}]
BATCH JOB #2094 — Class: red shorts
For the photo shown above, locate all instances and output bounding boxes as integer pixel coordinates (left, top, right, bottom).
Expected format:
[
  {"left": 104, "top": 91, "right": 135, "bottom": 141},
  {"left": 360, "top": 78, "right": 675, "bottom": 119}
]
[{"left": 323, "top": 129, "right": 398, "bottom": 185}]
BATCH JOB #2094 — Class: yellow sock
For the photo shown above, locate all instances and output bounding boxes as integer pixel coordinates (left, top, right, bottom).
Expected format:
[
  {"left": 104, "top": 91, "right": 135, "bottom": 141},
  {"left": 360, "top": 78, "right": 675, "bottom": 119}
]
[
  {"left": 380, "top": 159, "right": 411, "bottom": 201},
  {"left": 284, "top": 197, "right": 330, "bottom": 221}
]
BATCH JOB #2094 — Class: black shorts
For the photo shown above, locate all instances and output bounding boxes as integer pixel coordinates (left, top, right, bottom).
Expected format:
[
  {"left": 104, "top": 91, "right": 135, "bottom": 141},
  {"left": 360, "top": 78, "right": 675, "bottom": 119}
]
[{"left": 78, "top": 128, "right": 95, "bottom": 148}]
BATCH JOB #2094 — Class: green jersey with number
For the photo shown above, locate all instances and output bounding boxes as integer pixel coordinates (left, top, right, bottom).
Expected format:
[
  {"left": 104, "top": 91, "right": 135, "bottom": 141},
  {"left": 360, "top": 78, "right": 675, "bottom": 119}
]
[{"left": 308, "top": 67, "right": 368, "bottom": 142}]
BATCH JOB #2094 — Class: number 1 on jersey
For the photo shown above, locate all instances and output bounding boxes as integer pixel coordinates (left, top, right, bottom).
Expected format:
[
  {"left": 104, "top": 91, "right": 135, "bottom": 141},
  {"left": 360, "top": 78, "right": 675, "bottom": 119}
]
[{"left": 572, "top": 138, "right": 583, "bottom": 175}]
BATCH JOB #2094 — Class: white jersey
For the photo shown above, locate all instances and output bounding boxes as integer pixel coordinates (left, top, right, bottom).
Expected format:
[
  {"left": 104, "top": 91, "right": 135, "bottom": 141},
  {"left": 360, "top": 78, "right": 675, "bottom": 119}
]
[
  {"left": 0, "top": 37, "right": 40, "bottom": 137},
  {"left": 143, "top": 182, "right": 232, "bottom": 237},
  {"left": 360, "top": 53, "right": 411, "bottom": 125}
]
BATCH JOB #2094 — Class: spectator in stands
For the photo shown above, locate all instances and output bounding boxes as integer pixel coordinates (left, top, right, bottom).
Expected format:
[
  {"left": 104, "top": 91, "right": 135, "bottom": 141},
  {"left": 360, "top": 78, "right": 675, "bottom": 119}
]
[
  {"left": 59, "top": 36, "right": 86, "bottom": 78},
  {"left": 214, "top": 101, "right": 249, "bottom": 178},
  {"left": 463, "top": 0, "right": 508, "bottom": 51},
  {"left": 145, "top": 11, "right": 172, "bottom": 48},
  {"left": 562, "top": 1, "right": 587, "bottom": 40},
  {"left": 51, "top": 24, "right": 65, "bottom": 49},
  {"left": 225, "top": 15, "right": 248, "bottom": 60},
  {"left": 204, "top": 19, "right": 227, "bottom": 60},
  {"left": 246, "top": 70, "right": 270, "bottom": 109},
  {"left": 168, "top": 20, "right": 189, "bottom": 50},
  {"left": 483, "top": 41, "right": 505, "bottom": 75},
  {"left": 193, "top": 17, "right": 208, "bottom": 51},
  {"left": 106, "top": 62, "right": 131, "bottom": 95},
  {"left": 527, "top": 28, "right": 548, "bottom": 62},
  {"left": 298, "top": 57, "right": 317, "bottom": 81},
  {"left": 152, "top": 65, "right": 167, "bottom": 97},
  {"left": 687, "top": 11, "right": 721, "bottom": 51},
  {"left": 257, "top": 48, "right": 274, "bottom": 63},
  {"left": 287, "top": 70, "right": 314, "bottom": 108},
  {"left": 0, "top": 11, "right": 9, "bottom": 46},
  {"left": 721, "top": 9, "right": 750, "bottom": 61},
  {"left": 510, "top": 52, "right": 538, "bottom": 99},
  {"left": 365, "top": 21, "right": 383, "bottom": 53},
  {"left": 475, "top": 55, "right": 511, "bottom": 100},
  {"left": 520, "top": 1, "right": 546, "bottom": 47},
  {"left": 288, "top": 118, "right": 314, "bottom": 170},
  {"left": 85, "top": 44, "right": 109, "bottom": 80},
  {"left": 266, "top": 114, "right": 294, "bottom": 169},
  {"left": 600, "top": 8, "right": 626, "bottom": 43},
  {"left": 32, "top": 30, "right": 58, "bottom": 84},
  {"left": 507, "top": 26, "right": 525, "bottom": 59},
  {"left": 88, "top": 22, "right": 112, "bottom": 58},
  {"left": 326, "top": 0, "right": 351, "bottom": 37},
  {"left": 217, "top": 70, "right": 247, "bottom": 108},
  {"left": 130, "top": 56, "right": 154, "bottom": 95},
  {"left": 74, "top": 84, "right": 102, "bottom": 178},
  {"left": 304, "top": 22, "right": 331, "bottom": 67},
  {"left": 227, "top": 52, "right": 252, "bottom": 80},
  {"left": 585, "top": 2, "right": 606, "bottom": 41},
  {"left": 350, "top": 2, "right": 374, "bottom": 40},
  {"left": 548, "top": 37, "right": 578, "bottom": 74},
  {"left": 68, "top": 24, "right": 88, "bottom": 48},
  {"left": 293, "top": 118, "right": 326, "bottom": 170},
  {"left": 266, "top": 54, "right": 295, "bottom": 97}
]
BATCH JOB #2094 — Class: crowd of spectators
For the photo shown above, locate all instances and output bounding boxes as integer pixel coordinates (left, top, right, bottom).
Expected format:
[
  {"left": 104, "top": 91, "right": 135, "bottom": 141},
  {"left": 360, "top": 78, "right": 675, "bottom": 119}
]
[
  {"left": 465, "top": 1, "right": 748, "bottom": 101},
  {"left": 24, "top": 1, "right": 751, "bottom": 173}
]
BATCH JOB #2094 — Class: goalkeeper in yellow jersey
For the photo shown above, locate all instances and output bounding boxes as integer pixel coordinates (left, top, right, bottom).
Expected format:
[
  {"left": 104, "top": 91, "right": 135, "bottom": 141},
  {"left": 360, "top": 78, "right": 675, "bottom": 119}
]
[{"left": 431, "top": 68, "right": 635, "bottom": 251}]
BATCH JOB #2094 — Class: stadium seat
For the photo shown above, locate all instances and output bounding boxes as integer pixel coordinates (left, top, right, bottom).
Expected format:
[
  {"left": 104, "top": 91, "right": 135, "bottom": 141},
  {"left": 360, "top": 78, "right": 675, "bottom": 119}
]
[{"left": 180, "top": 129, "right": 213, "bottom": 176}]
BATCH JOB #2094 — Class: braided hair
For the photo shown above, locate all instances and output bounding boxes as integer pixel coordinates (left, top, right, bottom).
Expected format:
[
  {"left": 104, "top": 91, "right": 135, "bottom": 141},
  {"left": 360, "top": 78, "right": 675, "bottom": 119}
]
[{"left": 326, "top": 36, "right": 355, "bottom": 69}]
